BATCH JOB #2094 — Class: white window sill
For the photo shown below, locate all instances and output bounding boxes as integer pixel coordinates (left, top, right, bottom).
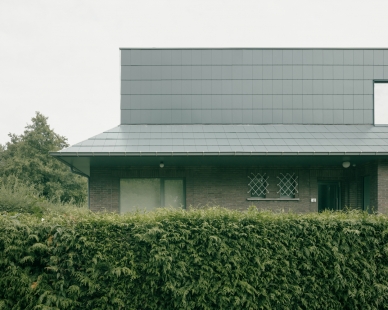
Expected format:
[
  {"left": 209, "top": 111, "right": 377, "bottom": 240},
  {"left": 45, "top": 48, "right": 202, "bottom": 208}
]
[{"left": 246, "top": 198, "right": 300, "bottom": 201}]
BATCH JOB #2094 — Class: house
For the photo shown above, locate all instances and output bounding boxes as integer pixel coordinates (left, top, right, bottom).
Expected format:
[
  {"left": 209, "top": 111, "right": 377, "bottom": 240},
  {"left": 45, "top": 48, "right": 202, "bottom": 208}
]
[{"left": 50, "top": 48, "right": 388, "bottom": 214}]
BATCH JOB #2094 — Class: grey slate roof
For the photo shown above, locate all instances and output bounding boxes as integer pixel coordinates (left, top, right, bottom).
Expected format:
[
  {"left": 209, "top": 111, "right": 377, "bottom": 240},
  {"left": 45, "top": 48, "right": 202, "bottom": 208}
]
[{"left": 50, "top": 125, "right": 388, "bottom": 156}]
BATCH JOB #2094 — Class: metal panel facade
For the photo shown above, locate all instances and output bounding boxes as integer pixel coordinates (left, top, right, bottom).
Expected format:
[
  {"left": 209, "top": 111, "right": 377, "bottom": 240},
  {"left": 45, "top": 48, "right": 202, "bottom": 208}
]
[{"left": 120, "top": 48, "right": 388, "bottom": 125}]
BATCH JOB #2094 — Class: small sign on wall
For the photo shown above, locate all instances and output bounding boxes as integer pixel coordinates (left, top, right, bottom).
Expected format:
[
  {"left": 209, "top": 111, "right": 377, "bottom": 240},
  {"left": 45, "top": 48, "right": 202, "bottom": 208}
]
[{"left": 311, "top": 198, "right": 317, "bottom": 202}]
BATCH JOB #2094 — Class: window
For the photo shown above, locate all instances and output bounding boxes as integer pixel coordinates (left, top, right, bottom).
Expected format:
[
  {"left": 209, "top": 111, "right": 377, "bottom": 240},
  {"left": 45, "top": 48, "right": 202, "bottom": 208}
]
[
  {"left": 374, "top": 82, "right": 388, "bottom": 125},
  {"left": 248, "top": 173, "right": 269, "bottom": 198},
  {"left": 277, "top": 173, "right": 298, "bottom": 198},
  {"left": 120, "top": 178, "right": 185, "bottom": 213}
]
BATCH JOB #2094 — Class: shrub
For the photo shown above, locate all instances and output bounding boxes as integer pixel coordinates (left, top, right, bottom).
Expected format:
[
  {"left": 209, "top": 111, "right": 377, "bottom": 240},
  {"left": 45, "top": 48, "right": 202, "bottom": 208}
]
[
  {"left": 0, "top": 177, "right": 86, "bottom": 217},
  {"left": 0, "top": 176, "right": 47, "bottom": 216},
  {"left": 0, "top": 112, "right": 87, "bottom": 205},
  {"left": 0, "top": 207, "right": 387, "bottom": 309}
]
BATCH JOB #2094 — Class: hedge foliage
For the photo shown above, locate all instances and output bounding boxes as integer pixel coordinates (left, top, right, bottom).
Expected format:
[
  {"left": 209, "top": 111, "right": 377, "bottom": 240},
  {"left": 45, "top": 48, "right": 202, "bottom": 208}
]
[{"left": 1, "top": 207, "right": 388, "bottom": 309}]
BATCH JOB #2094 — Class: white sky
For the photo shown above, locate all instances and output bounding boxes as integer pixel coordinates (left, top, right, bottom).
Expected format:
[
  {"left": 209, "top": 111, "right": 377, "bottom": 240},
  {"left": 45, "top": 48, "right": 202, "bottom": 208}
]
[{"left": 1, "top": 0, "right": 388, "bottom": 146}]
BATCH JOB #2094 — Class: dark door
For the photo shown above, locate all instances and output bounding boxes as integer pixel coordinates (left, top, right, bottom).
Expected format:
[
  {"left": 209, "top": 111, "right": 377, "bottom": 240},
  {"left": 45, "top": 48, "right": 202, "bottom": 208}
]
[
  {"left": 363, "top": 176, "right": 371, "bottom": 213},
  {"left": 318, "top": 182, "right": 340, "bottom": 212}
]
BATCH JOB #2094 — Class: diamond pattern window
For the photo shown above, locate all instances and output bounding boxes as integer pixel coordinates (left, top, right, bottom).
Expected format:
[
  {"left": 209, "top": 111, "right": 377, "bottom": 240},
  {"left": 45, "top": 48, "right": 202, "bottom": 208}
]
[
  {"left": 248, "top": 173, "right": 269, "bottom": 198},
  {"left": 277, "top": 173, "right": 298, "bottom": 198}
]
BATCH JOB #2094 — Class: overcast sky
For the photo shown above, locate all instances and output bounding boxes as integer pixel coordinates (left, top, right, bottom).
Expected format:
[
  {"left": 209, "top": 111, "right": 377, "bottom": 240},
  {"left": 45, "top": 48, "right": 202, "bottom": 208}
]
[{"left": 1, "top": 0, "right": 388, "bottom": 146}]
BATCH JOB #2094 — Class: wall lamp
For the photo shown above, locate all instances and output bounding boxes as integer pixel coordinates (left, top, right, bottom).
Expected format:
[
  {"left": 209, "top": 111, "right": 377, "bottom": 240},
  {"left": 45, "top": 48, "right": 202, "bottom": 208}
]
[
  {"left": 160, "top": 162, "right": 164, "bottom": 168},
  {"left": 342, "top": 161, "right": 350, "bottom": 168}
]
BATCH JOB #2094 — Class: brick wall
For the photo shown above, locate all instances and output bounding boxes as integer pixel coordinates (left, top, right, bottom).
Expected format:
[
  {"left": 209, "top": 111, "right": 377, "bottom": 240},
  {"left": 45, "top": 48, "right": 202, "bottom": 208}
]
[
  {"left": 89, "top": 161, "right": 386, "bottom": 213},
  {"left": 377, "top": 160, "right": 388, "bottom": 214}
]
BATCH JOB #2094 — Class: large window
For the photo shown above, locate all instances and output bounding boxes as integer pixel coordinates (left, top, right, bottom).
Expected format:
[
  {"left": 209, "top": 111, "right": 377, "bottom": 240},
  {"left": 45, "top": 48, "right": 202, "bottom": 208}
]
[
  {"left": 374, "top": 82, "right": 388, "bottom": 125},
  {"left": 120, "top": 178, "right": 185, "bottom": 213}
]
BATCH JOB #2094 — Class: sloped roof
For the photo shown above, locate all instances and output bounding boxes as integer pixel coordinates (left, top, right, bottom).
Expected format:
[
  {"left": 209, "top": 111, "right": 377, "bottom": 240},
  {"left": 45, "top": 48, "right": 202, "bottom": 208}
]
[{"left": 50, "top": 124, "right": 388, "bottom": 156}]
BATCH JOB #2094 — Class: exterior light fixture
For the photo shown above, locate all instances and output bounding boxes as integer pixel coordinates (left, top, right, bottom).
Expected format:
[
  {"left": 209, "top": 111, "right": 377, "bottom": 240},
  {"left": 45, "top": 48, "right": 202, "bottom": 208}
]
[
  {"left": 342, "top": 161, "right": 350, "bottom": 168},
  {"left": 160, "top": 162, "right": 164, "bottom": 168}
]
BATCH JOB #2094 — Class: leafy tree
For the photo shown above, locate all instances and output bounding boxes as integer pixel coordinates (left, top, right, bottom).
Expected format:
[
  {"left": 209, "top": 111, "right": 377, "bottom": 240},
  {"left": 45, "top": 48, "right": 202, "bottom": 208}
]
[{"left": 0, "top": 112, "right": 87, "bottom": 204}]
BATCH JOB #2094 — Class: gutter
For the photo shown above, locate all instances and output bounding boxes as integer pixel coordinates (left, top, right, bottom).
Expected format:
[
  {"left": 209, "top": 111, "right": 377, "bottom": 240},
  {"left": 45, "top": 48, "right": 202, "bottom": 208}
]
[{"left": 49, "top": 151, "right": 388, "bottom": 157}]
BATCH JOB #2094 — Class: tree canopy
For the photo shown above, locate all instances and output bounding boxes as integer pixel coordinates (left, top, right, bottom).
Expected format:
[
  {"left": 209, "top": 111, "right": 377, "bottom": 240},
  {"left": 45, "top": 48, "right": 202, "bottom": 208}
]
[{"left": 0, "top": 112, "right": 87, "bottom": 204}]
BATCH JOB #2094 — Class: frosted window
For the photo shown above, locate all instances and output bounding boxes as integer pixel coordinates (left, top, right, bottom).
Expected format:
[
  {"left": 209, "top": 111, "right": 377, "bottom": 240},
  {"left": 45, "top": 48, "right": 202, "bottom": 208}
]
[
  {"left": 120, "top": 179, "right": 160, "bottom": 213},
  {"left": 120, "top": 178, "right": 185, "bottom": 213},
  {"left": 164, "top": 179, "right": 184, "bottom": 208},
  {"left": 374, "top": 83, "right": 388, "bottom": 125}
]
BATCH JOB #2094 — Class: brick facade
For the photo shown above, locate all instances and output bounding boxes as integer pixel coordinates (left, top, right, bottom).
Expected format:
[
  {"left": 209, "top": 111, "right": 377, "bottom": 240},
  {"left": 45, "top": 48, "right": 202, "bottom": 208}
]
[
  {"left": 89, "top": 160, "right": 387, "bottom": 213},
  {"left": 377, "top": 160, "right": 388, "bottom": 214}
]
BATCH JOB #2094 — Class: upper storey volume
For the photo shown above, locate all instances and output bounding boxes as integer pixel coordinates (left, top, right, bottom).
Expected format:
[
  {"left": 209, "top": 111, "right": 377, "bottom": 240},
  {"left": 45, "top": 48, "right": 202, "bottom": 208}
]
[{"left": 120, "top": 48, "right": 388, "bottom": 125}]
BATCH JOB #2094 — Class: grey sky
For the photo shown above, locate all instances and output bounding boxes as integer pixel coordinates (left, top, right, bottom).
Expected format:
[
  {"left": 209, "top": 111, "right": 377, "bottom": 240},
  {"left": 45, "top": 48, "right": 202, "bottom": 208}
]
[{"left": 1, "top": 0, "right": 388, "bottom": 146}]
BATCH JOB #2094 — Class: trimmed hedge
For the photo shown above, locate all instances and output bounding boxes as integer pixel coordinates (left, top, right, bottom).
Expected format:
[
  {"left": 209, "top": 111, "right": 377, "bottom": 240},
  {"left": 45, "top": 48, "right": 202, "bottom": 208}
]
[{"left": 1, "top": 208, "right": 388, "bottom": 309}]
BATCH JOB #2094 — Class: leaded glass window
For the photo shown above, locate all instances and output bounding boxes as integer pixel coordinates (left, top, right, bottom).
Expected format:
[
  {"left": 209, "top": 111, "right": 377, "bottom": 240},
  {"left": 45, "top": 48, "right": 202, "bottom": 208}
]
[
  {"left": 277, "top": 173, "right": 298, "bottom": 198},
  {"left": 248, "top": 173, "right": 269, "bottom": 198}
]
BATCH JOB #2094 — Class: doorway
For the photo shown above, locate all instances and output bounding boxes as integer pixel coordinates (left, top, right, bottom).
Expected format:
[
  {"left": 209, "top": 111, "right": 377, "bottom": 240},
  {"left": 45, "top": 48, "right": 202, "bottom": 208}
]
[
  {"left": 318, "top": 182, "right": 340, "bottom": 212},
  {"left": 363, "top": 176, "right": 371, "bottom": 213}
]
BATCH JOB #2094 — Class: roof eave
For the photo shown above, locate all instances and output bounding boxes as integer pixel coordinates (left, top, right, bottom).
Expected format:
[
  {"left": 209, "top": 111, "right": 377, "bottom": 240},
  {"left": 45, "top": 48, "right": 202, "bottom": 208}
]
[{"left": 49, "top": 151, "right": 388, "bottom": 157}]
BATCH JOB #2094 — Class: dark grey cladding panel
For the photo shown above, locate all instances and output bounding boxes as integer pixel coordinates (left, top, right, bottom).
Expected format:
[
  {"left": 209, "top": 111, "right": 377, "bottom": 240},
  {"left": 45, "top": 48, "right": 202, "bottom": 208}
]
[{"left": 120, "top": 48, "right": 388, "bottom": 125}]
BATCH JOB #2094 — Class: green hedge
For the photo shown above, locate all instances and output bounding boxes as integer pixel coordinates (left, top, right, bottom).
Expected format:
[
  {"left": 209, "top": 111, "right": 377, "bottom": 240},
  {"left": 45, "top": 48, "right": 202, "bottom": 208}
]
[{"left": 1, "top": 208, "right": 388, "bottom": 309}]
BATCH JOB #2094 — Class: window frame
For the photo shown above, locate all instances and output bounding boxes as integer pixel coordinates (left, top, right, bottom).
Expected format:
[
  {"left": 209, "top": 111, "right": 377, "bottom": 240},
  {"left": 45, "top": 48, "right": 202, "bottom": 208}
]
[
  {"left": 374, "top": 80, "right": 388, "bottom": 126},
  {"left": 119, "top": 177, "right": 186, "bottom": 214}
]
